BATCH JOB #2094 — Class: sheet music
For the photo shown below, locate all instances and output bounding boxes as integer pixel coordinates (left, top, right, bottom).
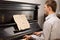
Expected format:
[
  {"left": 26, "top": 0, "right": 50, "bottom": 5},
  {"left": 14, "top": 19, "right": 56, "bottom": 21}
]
[{"left": 13, "top": 15, "right": 30, "bottom": 30}]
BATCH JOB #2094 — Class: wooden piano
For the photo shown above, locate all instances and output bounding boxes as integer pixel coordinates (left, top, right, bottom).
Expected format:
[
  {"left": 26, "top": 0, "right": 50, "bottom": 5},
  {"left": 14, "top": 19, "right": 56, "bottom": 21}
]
[{"left": 0, "top": 1, "right": 41, "bottom": 40}]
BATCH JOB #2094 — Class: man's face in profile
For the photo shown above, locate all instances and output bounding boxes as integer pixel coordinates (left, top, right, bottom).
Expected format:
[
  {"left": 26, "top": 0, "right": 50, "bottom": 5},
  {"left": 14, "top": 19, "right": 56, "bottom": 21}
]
[{"left": 44, "top": 4, "right": 49, "bottom": 16}]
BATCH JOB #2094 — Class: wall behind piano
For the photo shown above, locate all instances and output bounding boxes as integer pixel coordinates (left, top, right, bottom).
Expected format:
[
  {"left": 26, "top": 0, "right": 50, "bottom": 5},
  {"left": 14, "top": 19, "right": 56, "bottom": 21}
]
[
  {"left": 55, "top": 0, "right": 60, "bottom": 18},
  {"left": 55, "top": 0, "right": 60, "bottom": 14},
  {"left": 4, "top": 0, "right": 46, "bottom": 28}
]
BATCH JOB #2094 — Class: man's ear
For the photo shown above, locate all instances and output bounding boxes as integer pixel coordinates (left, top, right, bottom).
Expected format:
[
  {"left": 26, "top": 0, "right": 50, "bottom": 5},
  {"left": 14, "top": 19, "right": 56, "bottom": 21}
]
[{"left": 49, "top": 6, "right": 52, "bottom": 11}]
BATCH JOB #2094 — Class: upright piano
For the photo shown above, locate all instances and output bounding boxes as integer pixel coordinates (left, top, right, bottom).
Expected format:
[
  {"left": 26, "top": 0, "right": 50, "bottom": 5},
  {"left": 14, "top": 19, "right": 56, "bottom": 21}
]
[{"left": 0, "top": 1, "right": 41, "bottom": 40}]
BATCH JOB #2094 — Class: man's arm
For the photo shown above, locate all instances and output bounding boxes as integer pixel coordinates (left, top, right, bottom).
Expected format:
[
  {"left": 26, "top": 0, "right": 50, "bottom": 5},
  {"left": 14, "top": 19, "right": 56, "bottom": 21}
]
[
  {"left": 33, "top": 31, "right": 43, "bottom": 36},
  {"left": 23, "top": 31, "right": 43, "bottom": 39}
]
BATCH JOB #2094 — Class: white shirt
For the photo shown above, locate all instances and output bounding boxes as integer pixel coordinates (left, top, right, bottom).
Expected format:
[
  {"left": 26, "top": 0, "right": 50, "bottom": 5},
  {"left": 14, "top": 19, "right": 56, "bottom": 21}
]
[
  {"left": 43, "top": 13, "right": 60, "bottom": 40},
  {"left": 45, "top": 13, "right": 58, "bottom": 24}
]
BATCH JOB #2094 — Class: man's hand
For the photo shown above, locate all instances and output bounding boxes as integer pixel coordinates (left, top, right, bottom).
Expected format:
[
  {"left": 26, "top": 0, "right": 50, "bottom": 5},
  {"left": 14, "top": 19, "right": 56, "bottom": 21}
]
[
  {"left": 24, "top": 35, "right": 32, "bottom": 39},
  {"left": 33, "top": 32, "right": 42, "bottom": 36}
]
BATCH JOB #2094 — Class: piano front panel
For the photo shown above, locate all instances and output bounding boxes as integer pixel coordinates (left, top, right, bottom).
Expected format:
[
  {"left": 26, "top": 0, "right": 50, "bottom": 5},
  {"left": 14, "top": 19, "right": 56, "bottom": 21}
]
[{"left": 0, "top": 1, "right": 40, "bottom": 40}]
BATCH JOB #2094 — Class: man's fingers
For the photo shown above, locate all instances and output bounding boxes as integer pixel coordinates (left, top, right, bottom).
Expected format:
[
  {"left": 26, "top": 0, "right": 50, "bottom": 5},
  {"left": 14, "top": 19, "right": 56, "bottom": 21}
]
[
  {"left": 33, "top": 32, "right": 37, "bottom": 34},
  {"left": 23, "top": 35, "right": 27, "bottom": 38},
  {"left": 33, "top": 32, "right": 41, "bottom": 36}
]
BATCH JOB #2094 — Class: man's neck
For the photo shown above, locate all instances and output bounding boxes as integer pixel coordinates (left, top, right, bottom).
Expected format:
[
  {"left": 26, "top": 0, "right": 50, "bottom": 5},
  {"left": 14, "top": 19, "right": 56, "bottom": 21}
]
[{"left": 48, "top": 11, "right": 55, "bottom": 15}]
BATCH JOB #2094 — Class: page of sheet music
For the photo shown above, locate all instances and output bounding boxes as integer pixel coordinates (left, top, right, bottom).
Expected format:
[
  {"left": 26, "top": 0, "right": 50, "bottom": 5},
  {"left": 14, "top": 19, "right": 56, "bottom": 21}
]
[{"left": 13, "top": 15, "right": 30, "bottom": 30}]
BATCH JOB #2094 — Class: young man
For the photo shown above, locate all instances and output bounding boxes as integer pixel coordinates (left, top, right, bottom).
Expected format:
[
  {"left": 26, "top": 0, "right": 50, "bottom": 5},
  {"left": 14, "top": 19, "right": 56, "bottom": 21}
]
[{"left": 24, "top": 0, "right": 60, "bottom": 40}]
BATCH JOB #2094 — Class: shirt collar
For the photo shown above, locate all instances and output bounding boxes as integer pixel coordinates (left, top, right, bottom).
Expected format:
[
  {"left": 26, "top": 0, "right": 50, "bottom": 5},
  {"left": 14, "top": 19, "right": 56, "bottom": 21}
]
[{"left": 45, "top": 13, "right": 56, "bottom": 20}]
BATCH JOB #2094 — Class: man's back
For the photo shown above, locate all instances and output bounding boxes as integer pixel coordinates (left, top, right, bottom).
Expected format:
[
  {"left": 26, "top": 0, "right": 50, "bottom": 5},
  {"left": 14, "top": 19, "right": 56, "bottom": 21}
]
[{"left": 43, "top": 14, "right": 60, "bottom": 40}]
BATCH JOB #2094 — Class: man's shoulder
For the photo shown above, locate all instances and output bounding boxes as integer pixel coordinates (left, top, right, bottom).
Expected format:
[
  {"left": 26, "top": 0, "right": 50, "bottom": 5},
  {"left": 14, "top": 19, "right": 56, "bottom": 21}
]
[{"left": 45, "top": 16, "right": 60, "bottom": 25}]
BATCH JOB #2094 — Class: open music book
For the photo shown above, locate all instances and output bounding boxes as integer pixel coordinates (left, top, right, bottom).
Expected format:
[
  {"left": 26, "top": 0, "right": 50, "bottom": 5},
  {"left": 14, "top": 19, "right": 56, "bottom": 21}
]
[{"left": 13, "top": 15, "right": 30, "bottom": 30}]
